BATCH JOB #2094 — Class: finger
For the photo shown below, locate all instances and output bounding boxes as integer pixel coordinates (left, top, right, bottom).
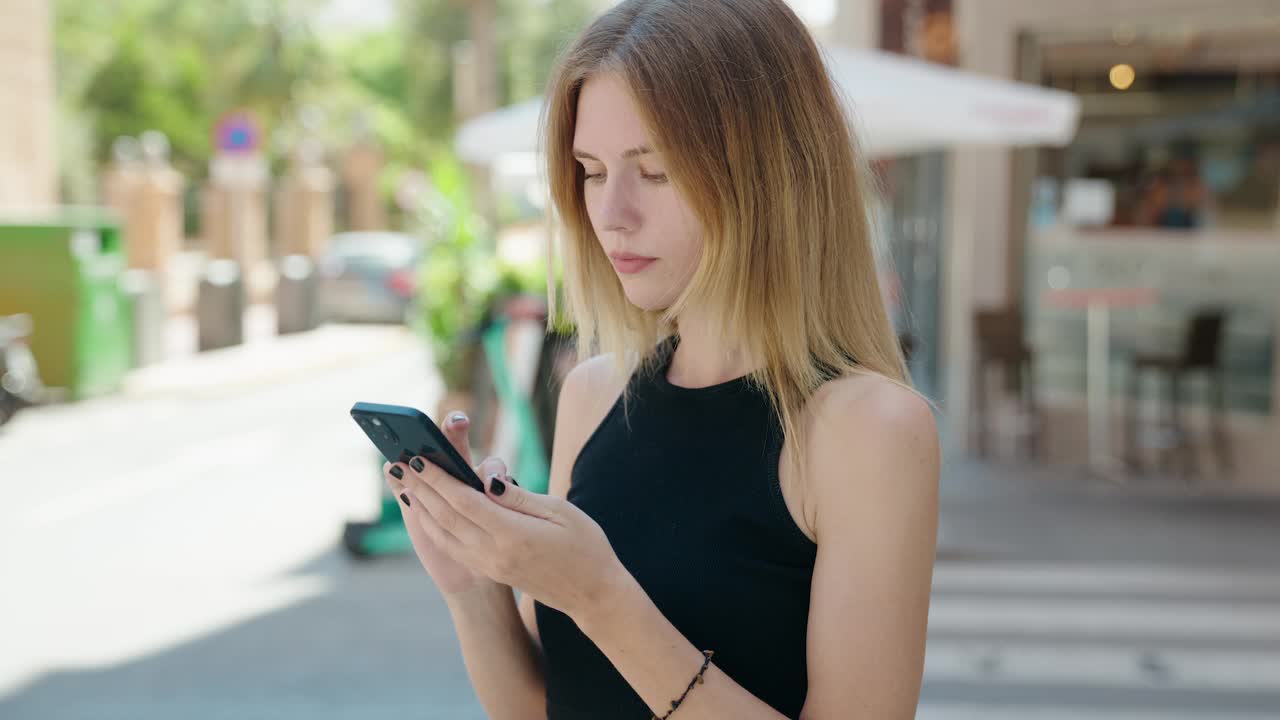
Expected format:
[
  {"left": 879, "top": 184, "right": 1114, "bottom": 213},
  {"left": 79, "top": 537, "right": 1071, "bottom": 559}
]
[
  {"left": 403, "top": 496, "right": 472, "bottom": 562},
  {"left": 476, "top": 456, "right": 508, "bottom": 485},
  {"left": 386, "top": 462, "right": 416, "bottom": 510},
  {"left": 417, "top": 458, "right": 533, "bottom": 535},
  {"left": 441, "top": 410, "right": 473, "bottom": 466},
  {"left": 482, "top": 475, "right": 558, "bottom": 521},
  {"left": 397, "top": 461, "right": 492, "bottom": 546},
  {"left": 384, "top": 461, "right": 407, "bottom": 495}
]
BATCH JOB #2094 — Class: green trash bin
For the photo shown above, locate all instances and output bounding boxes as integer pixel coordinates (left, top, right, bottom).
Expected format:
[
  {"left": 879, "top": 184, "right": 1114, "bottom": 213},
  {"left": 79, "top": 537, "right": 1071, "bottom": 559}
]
[{"left": 0, "top": 209, "right": 133, "bottom": 400}]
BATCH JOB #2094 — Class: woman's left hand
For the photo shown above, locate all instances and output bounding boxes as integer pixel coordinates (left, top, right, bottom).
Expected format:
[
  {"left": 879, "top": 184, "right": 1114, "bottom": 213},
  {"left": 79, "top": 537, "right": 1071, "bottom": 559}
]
[{"left": 394, "top": 455, "right": 631, "bottom": 623}]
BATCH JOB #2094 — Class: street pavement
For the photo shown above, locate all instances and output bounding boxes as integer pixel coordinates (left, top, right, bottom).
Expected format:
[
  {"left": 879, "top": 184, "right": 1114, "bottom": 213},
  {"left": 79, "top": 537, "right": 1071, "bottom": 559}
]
[
  {"left": 0, "top": 322, "right": 483, "bottom": 719},
  {"left": 0, "top": 323, "right": 1277, "bottom": 719},
  {"left": 921, "top": 458, "right": 1280, "bottom": 718},
  {"left": 918, "top": 561, "right": 1280, "bottom": 718}
]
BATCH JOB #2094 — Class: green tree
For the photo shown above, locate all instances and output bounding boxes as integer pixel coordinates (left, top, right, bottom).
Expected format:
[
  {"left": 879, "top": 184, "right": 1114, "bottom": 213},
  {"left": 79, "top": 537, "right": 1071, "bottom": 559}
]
[
  {"left": 54, "top": 0, "right": 600, "bottom": 210},
  {"left": 393, "top": 0, "right": 598, "bottom": 134},
  {"left": 395, "top": 0, "right": 470, "bottom": 139},
  {"left": 58, "top": 0, "right": 333, "bottom": 184},
  {"left": 497, "top": 0, "right": 597, "bottom": 102}
]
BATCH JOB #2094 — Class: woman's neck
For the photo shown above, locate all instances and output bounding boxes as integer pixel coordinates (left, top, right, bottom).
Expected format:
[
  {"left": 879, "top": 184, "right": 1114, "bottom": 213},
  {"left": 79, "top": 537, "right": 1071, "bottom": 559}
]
[{"left": 666, "top": 312, "right": 760, "bottom": 388}]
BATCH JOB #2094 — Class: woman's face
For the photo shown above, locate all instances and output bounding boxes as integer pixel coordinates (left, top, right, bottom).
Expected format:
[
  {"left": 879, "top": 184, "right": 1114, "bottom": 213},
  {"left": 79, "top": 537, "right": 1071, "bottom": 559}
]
[{"left": 573, "top": 73, "right": 704, "bottom": 312}]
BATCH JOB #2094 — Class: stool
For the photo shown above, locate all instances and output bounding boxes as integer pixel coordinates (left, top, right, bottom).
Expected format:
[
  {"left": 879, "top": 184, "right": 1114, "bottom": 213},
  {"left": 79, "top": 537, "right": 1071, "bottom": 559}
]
[
  {"left": 1125, "top": 308, "right": 1232, "bottom": 478},
  {"left": 971, "top": 308, "right": 1042, "bottom": 459}
]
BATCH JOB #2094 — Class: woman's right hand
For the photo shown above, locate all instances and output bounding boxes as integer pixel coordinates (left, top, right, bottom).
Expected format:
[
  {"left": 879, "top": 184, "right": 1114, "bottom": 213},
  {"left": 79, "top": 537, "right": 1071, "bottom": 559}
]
[{"left": 383, "top": 411, "right": 507, "bottom": 597}]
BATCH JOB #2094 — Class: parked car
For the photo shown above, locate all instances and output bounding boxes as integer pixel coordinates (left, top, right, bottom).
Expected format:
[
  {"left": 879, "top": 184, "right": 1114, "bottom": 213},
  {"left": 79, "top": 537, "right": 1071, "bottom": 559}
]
[{"left": 318, "top": 232, "right": 423, "bottom": 324}]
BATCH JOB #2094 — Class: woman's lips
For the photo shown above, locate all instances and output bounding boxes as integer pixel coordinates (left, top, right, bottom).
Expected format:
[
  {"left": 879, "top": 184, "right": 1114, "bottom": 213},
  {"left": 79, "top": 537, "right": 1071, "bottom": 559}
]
[{"left": 609, "top": 254, "right": 657, "bottom": 275}]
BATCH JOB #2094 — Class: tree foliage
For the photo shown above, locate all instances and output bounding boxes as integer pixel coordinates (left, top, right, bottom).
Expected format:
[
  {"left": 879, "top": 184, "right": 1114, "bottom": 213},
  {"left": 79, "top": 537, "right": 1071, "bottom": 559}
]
[{"left": 55, "top": 0, "right": 599, "bottom": 201}]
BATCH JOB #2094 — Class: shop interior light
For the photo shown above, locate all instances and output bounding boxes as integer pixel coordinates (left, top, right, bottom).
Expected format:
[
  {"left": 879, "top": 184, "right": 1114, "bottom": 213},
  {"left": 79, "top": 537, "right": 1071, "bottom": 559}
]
[{"left": 1110, "top": 63, "right": 1136, "bottom": 91}]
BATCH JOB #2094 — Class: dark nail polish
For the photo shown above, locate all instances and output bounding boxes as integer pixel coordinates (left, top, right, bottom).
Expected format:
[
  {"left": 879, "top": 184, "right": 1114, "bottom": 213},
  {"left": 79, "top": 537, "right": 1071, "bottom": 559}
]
[
  {"left": 489, "top": 476, "right": 507, "bottom": 496},
  {"left": 390, "top": 466, "right": 404, "bottom": 480},
  {"left": 410, "top": 457, "right": 425, "bottom": 473},
  {"left": 399, "top": 492, "right": 411, "bottom": 507},
  {"left": 508, "top": 476, "right": 519, "bottom": 487}
]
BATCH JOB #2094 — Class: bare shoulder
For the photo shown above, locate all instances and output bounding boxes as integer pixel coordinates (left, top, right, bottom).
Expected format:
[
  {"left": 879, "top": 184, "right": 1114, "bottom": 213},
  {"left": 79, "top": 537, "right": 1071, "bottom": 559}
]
[
  {"left": 809, "top": 373, "right": 937, "bottom": 444},
  {"left": 546, "top": 353, "right": 630, "bottom": 499},
  {"left": 558, "top": 353, "right": 630, "bottom": 425},
  {"left": 804, "top": 373, "right": 940, "bottom": 536}
]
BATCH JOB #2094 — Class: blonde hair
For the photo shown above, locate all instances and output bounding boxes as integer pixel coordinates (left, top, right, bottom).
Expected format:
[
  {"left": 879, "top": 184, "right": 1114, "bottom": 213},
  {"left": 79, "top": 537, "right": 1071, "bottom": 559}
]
[{"left": 541, "top": 0, "right": 910, "bottom": 482}]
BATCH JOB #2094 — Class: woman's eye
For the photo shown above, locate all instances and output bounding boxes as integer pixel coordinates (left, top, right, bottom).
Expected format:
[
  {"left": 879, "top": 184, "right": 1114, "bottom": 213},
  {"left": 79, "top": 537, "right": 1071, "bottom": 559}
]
[{"left": 581, "top": 169, "right": 665, "bottom": 185}]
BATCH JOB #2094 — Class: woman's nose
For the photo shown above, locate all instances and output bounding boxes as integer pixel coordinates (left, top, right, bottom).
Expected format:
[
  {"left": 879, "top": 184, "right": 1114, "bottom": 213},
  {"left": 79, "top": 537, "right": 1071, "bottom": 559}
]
[{"left": 597, "top": 178, "right": 641, "bottom": 233}]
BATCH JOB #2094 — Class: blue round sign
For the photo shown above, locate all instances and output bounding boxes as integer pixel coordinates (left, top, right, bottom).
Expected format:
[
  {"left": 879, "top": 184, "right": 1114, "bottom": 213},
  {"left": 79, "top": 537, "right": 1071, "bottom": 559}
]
[{"left": 214, "top": 111, "right": 261, "bottom": 154}]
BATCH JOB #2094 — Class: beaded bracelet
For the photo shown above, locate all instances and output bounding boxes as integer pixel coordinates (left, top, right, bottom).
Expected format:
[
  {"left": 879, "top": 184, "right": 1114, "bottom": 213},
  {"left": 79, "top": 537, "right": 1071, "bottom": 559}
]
[{"left": 652, "top": 650, "right": 715, "bottom": 720}]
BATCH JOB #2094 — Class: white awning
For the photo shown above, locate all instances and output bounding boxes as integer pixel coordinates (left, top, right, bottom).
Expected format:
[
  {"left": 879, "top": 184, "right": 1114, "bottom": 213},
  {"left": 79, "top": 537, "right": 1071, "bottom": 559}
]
[{"left": 455, "top": 44, "right": 1081, "bottom": 164}]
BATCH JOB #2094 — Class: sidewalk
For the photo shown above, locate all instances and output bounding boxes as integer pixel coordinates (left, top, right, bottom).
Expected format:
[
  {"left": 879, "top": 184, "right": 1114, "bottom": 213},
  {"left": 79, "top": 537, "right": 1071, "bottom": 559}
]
[
  {"left": 121, "top": 306, "right": 421, "bottom": 401},
  {"left": 938, "top": 457, "right": 1280, "bottom": 571}
]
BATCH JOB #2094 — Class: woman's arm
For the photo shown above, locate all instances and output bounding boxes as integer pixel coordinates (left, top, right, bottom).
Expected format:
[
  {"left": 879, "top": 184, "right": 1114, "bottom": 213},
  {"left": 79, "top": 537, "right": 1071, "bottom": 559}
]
[
  {"left": 447, "top": 583, "right": 546, "bottom": 720},
  {"left": 447, "top": 354, "right": 625, "bottom": 720},
  {"left": 799, "top": 377, "right": 939, "bottom": 718},
  {"left": 573, "top": 573, "right": 792, "bottom": 719},
  {"left": 570, "top": 375, "right": 939, "bottom": 720}
]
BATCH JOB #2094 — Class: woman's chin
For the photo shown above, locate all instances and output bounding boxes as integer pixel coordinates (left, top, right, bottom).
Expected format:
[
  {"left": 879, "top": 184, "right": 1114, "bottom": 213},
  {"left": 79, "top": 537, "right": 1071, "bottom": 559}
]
[{"left": 622, "top": 289, "right": 669, "bottom": 313}]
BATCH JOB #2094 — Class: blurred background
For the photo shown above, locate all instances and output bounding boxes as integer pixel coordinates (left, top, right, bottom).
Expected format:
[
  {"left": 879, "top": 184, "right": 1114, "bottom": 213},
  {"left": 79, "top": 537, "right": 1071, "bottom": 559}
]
[{"left": 0, "top": 0, "right": 1277, "bottom": 718}]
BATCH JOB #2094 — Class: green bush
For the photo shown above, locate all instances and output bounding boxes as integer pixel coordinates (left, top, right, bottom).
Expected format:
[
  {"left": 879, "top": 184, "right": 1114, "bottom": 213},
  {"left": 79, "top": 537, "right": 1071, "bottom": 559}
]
[{"left": 408, "top": 153, "right": 552, "bottom": 390}]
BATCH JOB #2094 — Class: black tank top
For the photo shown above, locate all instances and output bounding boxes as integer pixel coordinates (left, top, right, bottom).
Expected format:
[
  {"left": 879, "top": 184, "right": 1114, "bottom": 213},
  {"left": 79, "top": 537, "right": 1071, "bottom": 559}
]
[{"left": 534, "top": 336, "right": 819, "bottom": 719}]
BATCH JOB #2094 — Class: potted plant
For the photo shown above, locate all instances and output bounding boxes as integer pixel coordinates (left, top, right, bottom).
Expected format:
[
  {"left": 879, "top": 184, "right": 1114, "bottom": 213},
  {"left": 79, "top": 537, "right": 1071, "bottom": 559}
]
[
  {"left": 400, "top": 153, "right": 496, "bottom": 420},
  {"left": 406, "top": 153, "right": 558, "bottom": 447}
]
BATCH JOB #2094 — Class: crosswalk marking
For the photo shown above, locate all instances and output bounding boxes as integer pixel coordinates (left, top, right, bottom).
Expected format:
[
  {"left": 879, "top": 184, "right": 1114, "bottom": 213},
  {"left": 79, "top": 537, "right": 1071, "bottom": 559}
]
[
  {"left": 921, "top": 561, "right": 1280, "bottom": 717},
  {"left": 933, "top": 563, "right": 1280, "bottom": 599},
  {"left": 916, "top": 703, "right": 1280, "bottom": 720},
  {"left": 925, "top": 640, "right": 1280, "bottom": 692},
  {"left": 928, "top": 597, "right": 1280, "bottom": 641}
]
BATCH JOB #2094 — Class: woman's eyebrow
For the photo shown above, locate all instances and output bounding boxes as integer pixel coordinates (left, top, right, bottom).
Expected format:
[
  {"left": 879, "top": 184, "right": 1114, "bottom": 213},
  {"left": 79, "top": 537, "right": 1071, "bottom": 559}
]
[{"left": 572, "top": 145, "right": 655, "bottom": 161}]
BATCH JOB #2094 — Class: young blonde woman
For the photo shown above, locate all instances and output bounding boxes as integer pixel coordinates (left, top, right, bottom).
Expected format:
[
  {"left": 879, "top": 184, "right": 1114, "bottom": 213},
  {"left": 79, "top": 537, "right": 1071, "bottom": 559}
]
[{"left": 384, "top": 1, "right": 939, "bottom": 717}]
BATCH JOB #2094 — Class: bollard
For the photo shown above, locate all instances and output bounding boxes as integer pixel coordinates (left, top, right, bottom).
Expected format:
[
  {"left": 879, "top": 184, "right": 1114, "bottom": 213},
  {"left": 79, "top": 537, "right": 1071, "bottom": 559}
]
[
  {"left": 197, "top": 259, "right": 245, "bottom": 351},
  {"left": 276, "top": 254, "right": 319, "bottom": 335},
  {"left": 119, "top": 269, "right": 165, "bottom": 367}
]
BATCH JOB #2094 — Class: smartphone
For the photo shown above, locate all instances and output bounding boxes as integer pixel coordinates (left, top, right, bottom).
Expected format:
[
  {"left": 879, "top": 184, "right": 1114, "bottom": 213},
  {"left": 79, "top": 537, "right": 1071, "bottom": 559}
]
[{"left": 350, "top": 401, "right": 485, "bottom": 492}]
